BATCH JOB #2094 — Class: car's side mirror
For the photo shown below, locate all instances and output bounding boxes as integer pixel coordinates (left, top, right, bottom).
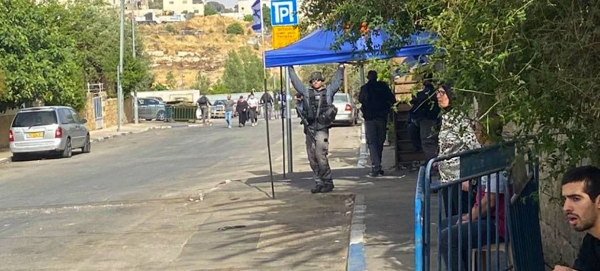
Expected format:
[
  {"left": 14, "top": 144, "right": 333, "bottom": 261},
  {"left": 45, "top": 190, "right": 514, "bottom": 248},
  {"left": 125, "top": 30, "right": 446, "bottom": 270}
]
[{"left": 81, "top": 119, "right": 88, "bottom": 124}]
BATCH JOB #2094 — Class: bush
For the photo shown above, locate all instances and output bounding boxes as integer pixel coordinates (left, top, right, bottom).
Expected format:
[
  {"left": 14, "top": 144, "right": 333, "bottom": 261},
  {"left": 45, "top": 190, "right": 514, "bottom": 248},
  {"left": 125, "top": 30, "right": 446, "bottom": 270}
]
[
  {"left": 226, "top": 22, "right": 244, "bottom": 35},
  {"left": 243, "top": 15, "right": 253, "bottom": 22},
  {"left": 164, "top": 24, "right": 176, "bottom": 34}
]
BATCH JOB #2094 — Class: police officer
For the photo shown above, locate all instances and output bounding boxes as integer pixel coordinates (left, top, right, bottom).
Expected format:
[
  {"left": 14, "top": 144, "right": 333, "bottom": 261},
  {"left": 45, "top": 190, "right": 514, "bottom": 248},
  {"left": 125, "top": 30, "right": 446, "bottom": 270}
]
[{"left": 288, "top": 64, "right": 345, "bottom": 193}]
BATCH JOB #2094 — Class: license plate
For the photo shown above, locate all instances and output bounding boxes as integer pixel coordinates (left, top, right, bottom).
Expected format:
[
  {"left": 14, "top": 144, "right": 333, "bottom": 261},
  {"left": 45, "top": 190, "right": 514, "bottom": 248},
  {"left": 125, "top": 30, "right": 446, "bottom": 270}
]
[{"left": 27, "top": 132, "right": 44, "bottom": 138}]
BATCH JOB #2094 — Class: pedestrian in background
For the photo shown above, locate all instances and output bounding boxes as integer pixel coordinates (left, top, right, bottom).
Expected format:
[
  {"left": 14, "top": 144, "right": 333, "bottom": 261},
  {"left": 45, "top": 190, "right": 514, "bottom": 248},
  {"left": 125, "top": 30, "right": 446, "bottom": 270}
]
[
  {"left": 359, "top": 70, "right": 396, "bottom": 177},
  {"left": 197, "top": 94, "right": 212, "bottom": 125},
  {"left": 224, "top": 94, "right": 235, "bottom": 129},
  {"left": 409, "top": 74, "right": 440, "bottom": 161},
  {"left": 261, "top": 91, "right": 274, "bottom": 120},
  {"left": 247, "top": 93, "right": 259, "bottom": 126},
  {"left": 236, "top": 95, "right": 248, "bottom": 127}
]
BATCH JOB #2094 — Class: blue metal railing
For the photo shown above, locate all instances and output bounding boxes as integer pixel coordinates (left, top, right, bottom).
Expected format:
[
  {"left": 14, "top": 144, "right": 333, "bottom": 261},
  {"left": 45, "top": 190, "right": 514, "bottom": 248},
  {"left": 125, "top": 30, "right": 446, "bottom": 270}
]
[{"left": 414, "top": 142, "right": 545, "bottom": 271}]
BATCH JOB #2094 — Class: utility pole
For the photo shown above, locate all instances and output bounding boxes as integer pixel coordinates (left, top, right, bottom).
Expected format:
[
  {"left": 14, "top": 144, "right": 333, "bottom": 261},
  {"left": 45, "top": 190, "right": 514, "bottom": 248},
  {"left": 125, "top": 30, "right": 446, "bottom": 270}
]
[
  {"left": 117, "top": 0, "right": 125, "bottom": 132},
  {"left": 131, "top": 0, "right": 139, "bottom": 124}
]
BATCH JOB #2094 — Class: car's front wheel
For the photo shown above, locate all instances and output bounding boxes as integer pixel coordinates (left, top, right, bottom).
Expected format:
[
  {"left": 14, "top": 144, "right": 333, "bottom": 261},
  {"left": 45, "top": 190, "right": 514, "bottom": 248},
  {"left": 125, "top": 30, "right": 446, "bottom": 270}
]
[{"left": 82, "top": 135, "right": 91, "bottom": 153}]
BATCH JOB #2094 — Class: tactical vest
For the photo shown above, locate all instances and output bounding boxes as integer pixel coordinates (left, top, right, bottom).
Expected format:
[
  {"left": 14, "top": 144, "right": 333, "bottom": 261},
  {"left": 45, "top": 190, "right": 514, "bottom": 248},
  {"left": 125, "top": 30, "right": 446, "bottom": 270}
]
[{"left": 302, "top": 88, "right": 337, "bottom": 130}]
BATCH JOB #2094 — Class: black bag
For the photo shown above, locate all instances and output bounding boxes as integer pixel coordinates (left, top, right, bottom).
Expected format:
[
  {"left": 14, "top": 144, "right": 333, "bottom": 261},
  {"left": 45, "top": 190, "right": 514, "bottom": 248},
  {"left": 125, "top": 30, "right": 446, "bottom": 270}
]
[{"left": 198, "top": 96, "right": 208, "bottom": 105}]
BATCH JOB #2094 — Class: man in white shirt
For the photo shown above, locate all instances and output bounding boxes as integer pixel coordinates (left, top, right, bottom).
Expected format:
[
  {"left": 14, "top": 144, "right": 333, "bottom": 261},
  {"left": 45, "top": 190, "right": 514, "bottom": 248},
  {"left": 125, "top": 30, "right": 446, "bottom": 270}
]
[{"left": 247, "top": 94, "right": 259, "bottom": 126}]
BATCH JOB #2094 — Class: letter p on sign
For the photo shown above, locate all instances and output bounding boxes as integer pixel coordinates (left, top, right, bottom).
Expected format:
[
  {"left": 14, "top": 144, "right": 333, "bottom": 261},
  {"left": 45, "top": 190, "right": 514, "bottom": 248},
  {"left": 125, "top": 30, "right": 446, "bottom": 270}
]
[{"left": 270, "top": 0, "right": 298, "bottom": 26}]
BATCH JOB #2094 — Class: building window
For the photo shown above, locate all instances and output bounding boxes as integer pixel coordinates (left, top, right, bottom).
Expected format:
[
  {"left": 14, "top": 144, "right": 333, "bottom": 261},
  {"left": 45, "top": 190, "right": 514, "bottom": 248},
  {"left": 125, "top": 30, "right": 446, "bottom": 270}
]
[
  {"left": 194, "top": 10, "right": 199, "bottom": 13},
  {"left": 192, "top": 0, "right": 202, "bottom": 4},
  {"left": 182, "top": 0, "right": 187, "bottom": 3},
  {"left": 168, "top": 1, "right": 174, "bottom": 4}
]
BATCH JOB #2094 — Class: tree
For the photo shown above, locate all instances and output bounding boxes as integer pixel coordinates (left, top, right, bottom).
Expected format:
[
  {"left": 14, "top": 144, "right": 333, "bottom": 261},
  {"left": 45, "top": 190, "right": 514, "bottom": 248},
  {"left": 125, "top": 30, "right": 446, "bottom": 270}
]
[
  {"left": 238, "top": 47, "right": 263, "bottom": 91},
  {"left": 222, "top": 50, "right": 245, "bottom": 92},
  {"left": 0, "top": 0, "right": 84, "bottom": 111},
  {"left": 226, "top": 22, "right": 244, "bottom": 35},
  {"left": 205, "top": 1, "right": 225, "bottom": 13},
  {"left": 209, "top": 80, "right": 230, "bottom": 94},
  {"left": 204, "top": 5, "right": 217, "bottom": 16},
  {"left": 191, "top": 72, "right": 211, "bottom": 94},
  {"left": 262, "top": 4, "right": 271, "bottom": 29},
  {"left": 222, "top": 47, "right": 264, "bottom": 93},
  {"left": 244, "top": 15, "right": 253, "bottom": 22},
  {"left": 148, "top": 0, "right": 163, "bottom": 9}
]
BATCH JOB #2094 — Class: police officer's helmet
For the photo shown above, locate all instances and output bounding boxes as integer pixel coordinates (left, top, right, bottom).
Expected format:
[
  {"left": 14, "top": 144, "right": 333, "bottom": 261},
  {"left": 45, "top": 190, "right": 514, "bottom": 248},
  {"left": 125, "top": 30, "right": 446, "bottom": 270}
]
[{"left": 309, "top": 72, "right": 324, "bottom": 83}]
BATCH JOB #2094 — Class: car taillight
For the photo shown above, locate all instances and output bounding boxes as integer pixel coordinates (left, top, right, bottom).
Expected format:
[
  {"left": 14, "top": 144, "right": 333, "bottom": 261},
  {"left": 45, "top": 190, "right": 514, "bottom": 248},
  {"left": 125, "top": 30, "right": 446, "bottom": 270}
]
[
  {"left": 55, "top": 127, "right": 62, "bottom": 138},
  {"left": 8, "top": 130, "right": 14, "bottom": 142},
  {"left": 345, "top": 104, "right": 352, "bottom": 111}
]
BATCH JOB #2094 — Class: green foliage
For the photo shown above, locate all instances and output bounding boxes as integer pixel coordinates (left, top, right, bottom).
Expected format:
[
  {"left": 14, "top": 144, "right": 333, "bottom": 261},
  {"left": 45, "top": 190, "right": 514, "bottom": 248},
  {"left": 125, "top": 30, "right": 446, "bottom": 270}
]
[
  {"left": 0, "top": 0, "right": 152, "bottom": 111},
  {"left": 191, "top": 72, "right": 211, "bottom": 94},
  {"left": 222, "top": 47, "right": 264, "bottom": 93},
  {"left": 244, "top": 15, "right": 253, "bottom": 22},
  {"left": 262, "top": 4, "right": 272, "bottom": 29},
  {"left": 148, "top": 0, "right": 163, "bottom": 9},
  {"left": 164, "top": 24, "right": 176, "bottom": 34},
  {"left": 204, "top": 5, "right": 218, "bottom": 16},
  {"left": 165, "top": 71, "right": 177, "bottom": 89},
  {"left": 152, "top": 83, "right": 168, "bottom": 91},
  {"left": 206, "top": 1, "right": 225, "bottom": 13},
  {"left": 210, "top": 80, "right": 229, "bottom": 94},
  {"left": 226, "top": 22, "right": 244, "bottom": 35},
  {"left": 301, "top": 0, "right": 600, "bottom": 179}
]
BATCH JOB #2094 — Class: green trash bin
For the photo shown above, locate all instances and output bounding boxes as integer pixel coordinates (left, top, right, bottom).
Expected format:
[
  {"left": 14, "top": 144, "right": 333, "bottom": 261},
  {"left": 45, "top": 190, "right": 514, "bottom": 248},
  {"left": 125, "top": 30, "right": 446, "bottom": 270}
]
[
  {"left": 173, "top": 105, "right": 197, "bottom": 122},
  {"left": 164, "top": 105, "right": 173, "bottom": 122}
]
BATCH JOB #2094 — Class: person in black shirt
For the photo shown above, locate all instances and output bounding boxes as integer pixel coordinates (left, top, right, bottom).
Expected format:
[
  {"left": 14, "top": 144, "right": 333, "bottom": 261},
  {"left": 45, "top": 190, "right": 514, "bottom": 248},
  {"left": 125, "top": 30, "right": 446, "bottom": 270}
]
[
  {"left": 555, "top": 166, "right": 600, "bottom": 271},
  {"left": 358, "top": 70, "right": 396, "bottom": 177}
]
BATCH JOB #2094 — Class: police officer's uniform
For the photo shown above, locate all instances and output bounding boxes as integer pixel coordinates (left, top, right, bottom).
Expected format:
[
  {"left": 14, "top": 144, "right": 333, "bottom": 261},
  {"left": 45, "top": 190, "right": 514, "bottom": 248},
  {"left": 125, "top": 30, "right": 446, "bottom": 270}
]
[{"left": 288, "top": 65, "right": 345, "bottom": 193}]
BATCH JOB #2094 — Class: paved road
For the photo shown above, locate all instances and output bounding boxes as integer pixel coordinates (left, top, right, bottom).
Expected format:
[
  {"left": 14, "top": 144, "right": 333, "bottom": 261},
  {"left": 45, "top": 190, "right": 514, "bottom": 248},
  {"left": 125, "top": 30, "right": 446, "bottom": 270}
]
[
  {"left": 0, "top": 120, "right": 290, "bottom": 210},
  {"left": 0, "top": 119, "right": 359, "bottom": 270}
]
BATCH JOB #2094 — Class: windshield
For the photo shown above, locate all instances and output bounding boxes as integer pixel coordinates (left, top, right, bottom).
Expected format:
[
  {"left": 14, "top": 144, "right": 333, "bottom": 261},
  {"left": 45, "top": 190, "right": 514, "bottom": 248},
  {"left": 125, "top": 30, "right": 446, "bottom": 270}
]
[
  {"left": 12, "top": 111, "right": 58, "bottom": 127},
  {"left": 214, "top": 100, "right": 225, "bottom": 106},
  {"left": 333, "top": 94, "right": 349, "bottom": 103}
]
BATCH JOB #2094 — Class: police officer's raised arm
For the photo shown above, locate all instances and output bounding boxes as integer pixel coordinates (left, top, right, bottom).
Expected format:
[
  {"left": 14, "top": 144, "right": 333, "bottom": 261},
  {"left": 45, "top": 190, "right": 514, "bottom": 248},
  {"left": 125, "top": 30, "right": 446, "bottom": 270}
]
[
  {"left": 287, "top": 66, "right": 308, "bottom": 97},
  {"left": 327, "top": 64, "right": 345, "bottom": 98}
]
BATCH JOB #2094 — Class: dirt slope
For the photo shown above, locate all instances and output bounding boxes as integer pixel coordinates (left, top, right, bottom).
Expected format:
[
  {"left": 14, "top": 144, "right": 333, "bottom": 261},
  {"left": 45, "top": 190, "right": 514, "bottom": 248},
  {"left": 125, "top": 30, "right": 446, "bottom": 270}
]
[{"left": 140, "top": 15, "right": 270, "bottom": 88}]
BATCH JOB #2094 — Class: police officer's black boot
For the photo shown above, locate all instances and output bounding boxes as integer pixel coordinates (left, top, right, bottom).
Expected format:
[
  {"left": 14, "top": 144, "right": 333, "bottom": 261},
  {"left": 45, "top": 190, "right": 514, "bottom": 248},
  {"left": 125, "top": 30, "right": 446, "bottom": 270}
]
[
  {"left": 320, "top": 182, "right": 335, "bottom": 193},
  {"left": 311, "top": 184, "right": 324, "bottom": 194}
]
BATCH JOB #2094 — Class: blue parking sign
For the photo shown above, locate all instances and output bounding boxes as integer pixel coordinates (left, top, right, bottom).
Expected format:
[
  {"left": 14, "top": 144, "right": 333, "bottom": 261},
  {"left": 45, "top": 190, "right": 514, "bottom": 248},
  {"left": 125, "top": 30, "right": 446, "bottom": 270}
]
[{"left": 270, "top": 0, "right": 298, "bottom": 26}]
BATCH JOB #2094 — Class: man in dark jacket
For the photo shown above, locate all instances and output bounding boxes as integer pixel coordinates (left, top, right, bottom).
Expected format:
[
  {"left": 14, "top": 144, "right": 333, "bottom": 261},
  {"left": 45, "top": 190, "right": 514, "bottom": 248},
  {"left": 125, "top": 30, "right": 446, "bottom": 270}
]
[
  {"left": 359, "top": 70, "right": 396, "bottom": 177},
  {"left": 197, "top": 95, "right": 212, "bottom": 125},
  {"left": 408, "top": 74, "right": 440, "bottom": 160},
  {"left": 260, "top": 91, "right": 274, "bottom": 120}
]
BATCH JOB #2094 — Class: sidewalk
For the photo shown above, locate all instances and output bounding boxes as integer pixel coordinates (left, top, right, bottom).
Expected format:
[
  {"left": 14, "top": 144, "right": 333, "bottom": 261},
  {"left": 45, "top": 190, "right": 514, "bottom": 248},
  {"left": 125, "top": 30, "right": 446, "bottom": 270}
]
[
  {"left": 226, "top": 123, "right": 417, "bottom": 271},
  {"left": 0, "top": 121, "right": 203, "bottom": 164}
]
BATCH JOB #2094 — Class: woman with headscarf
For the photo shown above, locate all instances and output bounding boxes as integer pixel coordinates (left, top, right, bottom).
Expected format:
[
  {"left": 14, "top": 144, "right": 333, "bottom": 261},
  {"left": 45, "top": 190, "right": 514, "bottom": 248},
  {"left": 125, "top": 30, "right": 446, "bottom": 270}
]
[
  {"left": 236, "top": 95, "right": 249, "bottom": 127},
  {"left": 435, "top": 83, "right": 481, "bottom": 216}
]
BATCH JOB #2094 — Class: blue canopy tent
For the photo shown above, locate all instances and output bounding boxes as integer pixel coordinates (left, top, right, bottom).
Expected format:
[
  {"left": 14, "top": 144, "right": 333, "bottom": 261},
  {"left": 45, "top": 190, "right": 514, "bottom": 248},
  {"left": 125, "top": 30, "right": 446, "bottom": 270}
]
[
  {"left": 262, "top": 27, "right": 437, "bottom": 182},
  {"left": 264, "top": 28, "right": 436, "bottom": 67}
]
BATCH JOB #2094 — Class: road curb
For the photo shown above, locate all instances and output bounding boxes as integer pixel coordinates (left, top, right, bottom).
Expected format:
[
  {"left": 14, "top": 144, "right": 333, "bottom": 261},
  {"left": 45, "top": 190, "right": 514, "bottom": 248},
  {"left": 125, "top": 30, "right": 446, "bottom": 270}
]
[
  {"left": 347, "top": 194, "right": 366, "bottom": 271},
  {"left": 0, "top": 157, "right": 10, "bottom": 165}
]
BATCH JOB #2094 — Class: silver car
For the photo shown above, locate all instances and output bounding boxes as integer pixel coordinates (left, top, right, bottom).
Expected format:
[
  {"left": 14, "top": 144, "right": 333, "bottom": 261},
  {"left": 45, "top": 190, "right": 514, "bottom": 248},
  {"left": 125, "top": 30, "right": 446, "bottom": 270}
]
[
  {"left": 138, "top": 98, "right": 166, "bottom": 121},
  {"left": 332, "top": 93, "right": 359, "bottom": 125},
  {"left": 9, "top": 106, "right": 91, "bottom": 160}
]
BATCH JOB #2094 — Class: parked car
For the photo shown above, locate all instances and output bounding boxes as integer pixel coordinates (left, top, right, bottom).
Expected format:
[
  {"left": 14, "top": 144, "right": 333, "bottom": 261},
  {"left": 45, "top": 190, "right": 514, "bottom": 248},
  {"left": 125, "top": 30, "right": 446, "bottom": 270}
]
[
  {"left": 211, "top": 100, "right": 226, "bottom": 118},
  {"left": 137, "top": 98, "right": 166, "bottom": 121},
  {"left": 332, "top": 92, "right": 359, "bottom": 126},
  {"left": 9, "top": 106, "right": 91, "bottom": 160}
]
